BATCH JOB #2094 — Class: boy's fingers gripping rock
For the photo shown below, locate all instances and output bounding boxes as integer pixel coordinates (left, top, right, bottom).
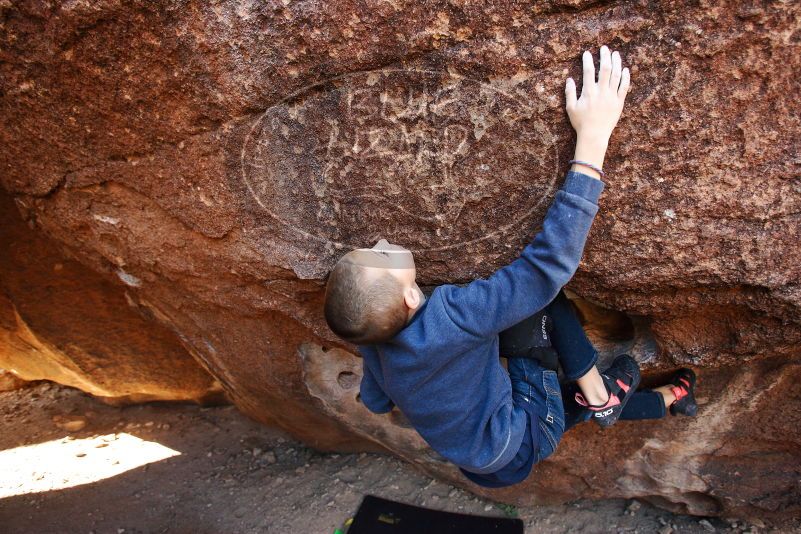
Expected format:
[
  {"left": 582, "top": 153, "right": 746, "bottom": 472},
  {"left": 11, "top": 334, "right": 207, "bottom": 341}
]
[
  {"left": 619, "top": 67, "right": 631, "bottom": 98},
  {"left": 581, "top": 50, "right": 595, "bottom": 96},
  {"left": 611, "top": 51, "right": 622, "bottom": 89},
  {"left": 598, "top": 45, "right": 612, "bottom": 87},
  {"left": 565, "top": 77, "right": 577, "bottom": 110}
]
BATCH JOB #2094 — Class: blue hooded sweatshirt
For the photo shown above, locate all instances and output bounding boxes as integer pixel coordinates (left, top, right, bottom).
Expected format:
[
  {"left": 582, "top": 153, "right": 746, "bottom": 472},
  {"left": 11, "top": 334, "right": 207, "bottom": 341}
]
[{"left": 357, "top": 171, "right": 604, "bottom": 474}]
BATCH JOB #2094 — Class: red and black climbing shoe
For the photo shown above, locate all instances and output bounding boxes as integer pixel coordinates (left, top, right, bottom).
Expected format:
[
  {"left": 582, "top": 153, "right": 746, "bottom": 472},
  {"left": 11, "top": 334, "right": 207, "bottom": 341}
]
[
  {"left": 668, "top": 368, "right": 698, "bottom": 417},
  {"left": 575, "top": 355, "right": 641, "bottom": 429}
]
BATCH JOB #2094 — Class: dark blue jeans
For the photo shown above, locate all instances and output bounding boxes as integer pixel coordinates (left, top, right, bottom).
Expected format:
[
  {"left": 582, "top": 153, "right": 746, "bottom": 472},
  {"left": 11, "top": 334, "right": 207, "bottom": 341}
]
[
  {"left": 546, "top": 290, "right": 666, "bottom": 430},
  {"left": 462, "top": 290, "right": 665, "bottom": 488},
  {"left": 461, "top": 361, "right": 566, "bottom": 488}
]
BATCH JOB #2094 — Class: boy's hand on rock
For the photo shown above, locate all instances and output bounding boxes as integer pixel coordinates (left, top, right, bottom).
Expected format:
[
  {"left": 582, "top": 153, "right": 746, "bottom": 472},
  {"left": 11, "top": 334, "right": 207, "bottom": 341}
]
[
  {"left": 566, "top": 45, "right": 630, "bottom": 143},
  {"left": 564, "top": 45, "right": 630, "bottom": 179}
]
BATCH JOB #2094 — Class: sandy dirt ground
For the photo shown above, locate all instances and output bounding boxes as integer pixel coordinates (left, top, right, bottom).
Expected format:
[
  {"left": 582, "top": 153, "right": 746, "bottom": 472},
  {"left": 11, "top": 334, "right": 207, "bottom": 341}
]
[{"left": 0, "top": 383, "right": 796, "bottom": 534}]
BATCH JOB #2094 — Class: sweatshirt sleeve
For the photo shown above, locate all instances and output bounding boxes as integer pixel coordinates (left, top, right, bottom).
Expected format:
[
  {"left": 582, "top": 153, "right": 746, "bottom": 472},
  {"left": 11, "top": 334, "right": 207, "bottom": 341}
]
[
  {"left": 440, "top": 171, "right": 604, "bottom": 338},
  {"left": 360, "top": 359, "right": 395, "bottom": 414}
]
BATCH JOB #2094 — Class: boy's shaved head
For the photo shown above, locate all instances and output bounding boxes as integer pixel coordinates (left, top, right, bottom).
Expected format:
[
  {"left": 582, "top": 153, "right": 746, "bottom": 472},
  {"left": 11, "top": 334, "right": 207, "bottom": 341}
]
[
  {"left": 324, "top": 253, "right": 408, "bottom": 344},
  {"left": 324, "top": 239, "right": 423, "bottom": 345}
]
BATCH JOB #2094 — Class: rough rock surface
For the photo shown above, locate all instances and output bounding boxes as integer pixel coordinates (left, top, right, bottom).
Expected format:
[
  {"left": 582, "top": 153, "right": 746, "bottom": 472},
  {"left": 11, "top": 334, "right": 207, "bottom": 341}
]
[
  {"left": 0, "top": 369, "right": 29, "bottom": 392},
  {"left": 0, "top": 192, "right": 223, "bottom": 404},
  {"left": 1, "top": 0, "right": 800, "bottom": 517}
]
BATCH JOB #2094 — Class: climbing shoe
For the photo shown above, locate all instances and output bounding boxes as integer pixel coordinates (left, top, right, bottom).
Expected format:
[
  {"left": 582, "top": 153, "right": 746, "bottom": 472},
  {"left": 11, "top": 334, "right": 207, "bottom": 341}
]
[
  {"left": 668, "top": 368, "right": 698, "bottom": 417},
  {"left": 575, "top": 354, "right": 641, "bottom": 428}
]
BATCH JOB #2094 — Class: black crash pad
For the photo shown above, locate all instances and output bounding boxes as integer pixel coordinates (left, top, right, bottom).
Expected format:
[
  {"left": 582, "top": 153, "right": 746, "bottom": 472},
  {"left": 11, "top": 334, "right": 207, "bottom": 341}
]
[{"left": 347, "top": 494, "right": 524, "bottom": 534}]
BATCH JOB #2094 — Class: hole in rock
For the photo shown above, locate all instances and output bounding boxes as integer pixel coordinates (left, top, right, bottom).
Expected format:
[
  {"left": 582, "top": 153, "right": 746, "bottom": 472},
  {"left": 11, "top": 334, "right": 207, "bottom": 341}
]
[
  {"left": 355, "top": 392, "right": 361, "bottom": 403},
  {"left": 564, "top": 293, "right": 661, "bottom": 365},
  {"left": 642, "top": 492, "right": 723, "bottom": 517},
  {"left": 570, "top": 295, "right": 635, "bottom": 342},
  {"left": 337, "top": 371, "right": 359, "bottom": 390}
]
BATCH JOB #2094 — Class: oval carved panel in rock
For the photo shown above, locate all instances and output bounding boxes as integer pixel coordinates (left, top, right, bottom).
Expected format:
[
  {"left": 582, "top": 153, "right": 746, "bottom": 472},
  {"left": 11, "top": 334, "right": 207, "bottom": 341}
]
[{"left": 241, "top": 69, "right": 559, "bottom": 256}]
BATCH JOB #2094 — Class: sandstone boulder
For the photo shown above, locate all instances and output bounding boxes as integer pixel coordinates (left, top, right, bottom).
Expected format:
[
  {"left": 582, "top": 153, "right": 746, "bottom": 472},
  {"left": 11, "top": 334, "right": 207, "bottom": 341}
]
[
  {"left": 1, "top": 0, "right": 799, "bottom": 517},
  {"left": 0, "top": 369, "right": 29, "bottom": 392},
  {"left": 0, "top": 192, "right": 223, "bottom": 404}
]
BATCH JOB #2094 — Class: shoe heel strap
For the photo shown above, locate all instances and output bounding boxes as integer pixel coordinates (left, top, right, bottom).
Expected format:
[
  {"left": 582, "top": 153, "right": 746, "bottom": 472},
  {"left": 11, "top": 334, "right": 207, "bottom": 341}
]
[
  {"left": 577, "top": 392, "right": 621, "bottom": 411},
  {"left": 670, "top": 385, "right": 688, "bottom": 402}
]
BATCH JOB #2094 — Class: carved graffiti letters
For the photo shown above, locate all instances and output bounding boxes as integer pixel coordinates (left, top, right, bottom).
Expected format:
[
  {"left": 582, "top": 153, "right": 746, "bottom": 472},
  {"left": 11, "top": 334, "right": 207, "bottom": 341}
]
[{"left": 241, "top": 69, "right": 558, "bottom": 252}]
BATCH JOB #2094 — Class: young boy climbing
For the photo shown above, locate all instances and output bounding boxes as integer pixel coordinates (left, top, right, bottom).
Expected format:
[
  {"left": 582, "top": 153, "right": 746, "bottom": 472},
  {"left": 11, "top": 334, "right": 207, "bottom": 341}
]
[{"left": 323, "top": 46, "right": 698, "bottom": 487}]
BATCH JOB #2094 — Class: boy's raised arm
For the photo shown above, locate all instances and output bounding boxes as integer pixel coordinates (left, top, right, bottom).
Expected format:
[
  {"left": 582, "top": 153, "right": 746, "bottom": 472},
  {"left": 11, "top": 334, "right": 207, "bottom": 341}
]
[{"left": 441, "top": 46, "right": 630, "bottom": 338}]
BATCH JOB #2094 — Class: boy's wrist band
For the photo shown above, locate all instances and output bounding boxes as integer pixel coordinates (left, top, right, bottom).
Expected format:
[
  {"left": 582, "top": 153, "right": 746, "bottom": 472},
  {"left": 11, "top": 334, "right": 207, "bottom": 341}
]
[{"left": 568, "top": 159, "right": 606, "bottom": 178}]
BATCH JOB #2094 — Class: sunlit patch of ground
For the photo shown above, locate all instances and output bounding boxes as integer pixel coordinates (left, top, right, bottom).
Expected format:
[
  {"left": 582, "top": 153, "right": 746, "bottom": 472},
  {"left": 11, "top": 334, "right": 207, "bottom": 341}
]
[{"left": 0, "top": 433, "right": 179, "bottom": 497}]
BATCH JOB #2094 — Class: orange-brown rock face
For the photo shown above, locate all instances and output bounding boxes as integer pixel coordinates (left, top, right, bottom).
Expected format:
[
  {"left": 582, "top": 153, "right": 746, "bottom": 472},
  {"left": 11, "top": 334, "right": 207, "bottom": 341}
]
[
  {"left": 1, "top": 0, "right": 799, "bottom": 517},
  {"left": 0, "top": 192, "right": 223, "bottom": 404}
]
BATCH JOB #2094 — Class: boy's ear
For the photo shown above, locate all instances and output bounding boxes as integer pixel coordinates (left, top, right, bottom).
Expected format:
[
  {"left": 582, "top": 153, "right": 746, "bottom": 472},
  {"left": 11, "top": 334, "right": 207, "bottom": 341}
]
[{"left": 403, "top": 286, "right": 421, "bottom": 310}]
